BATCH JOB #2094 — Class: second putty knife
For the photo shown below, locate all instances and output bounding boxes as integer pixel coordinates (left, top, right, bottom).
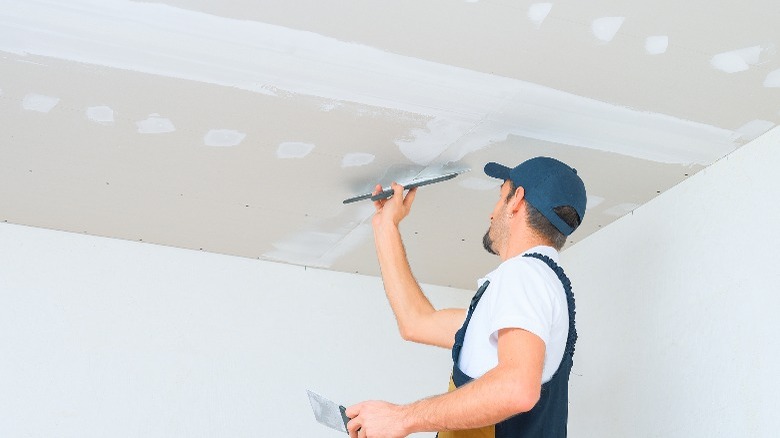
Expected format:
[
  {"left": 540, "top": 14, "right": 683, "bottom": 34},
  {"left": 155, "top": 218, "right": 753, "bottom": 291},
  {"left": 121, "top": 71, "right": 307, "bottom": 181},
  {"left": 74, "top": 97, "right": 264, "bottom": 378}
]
[{"left": 306, "top": 389, "right": 350, "bottom": 434}]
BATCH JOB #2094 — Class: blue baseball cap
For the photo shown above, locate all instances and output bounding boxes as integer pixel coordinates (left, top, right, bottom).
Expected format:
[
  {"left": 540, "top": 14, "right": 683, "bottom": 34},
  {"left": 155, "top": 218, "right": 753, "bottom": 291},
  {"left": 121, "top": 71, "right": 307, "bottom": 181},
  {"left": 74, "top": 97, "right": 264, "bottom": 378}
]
[{"left": 484, "top": 157, "right": 587, "bottom": 235}]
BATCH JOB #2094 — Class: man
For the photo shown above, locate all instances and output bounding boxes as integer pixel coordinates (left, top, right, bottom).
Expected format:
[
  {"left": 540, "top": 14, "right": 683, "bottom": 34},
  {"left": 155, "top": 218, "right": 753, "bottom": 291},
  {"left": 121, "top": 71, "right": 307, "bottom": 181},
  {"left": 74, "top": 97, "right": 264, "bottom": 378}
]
[{"left": 346, "top": 157, "right": 587, "bottom": 438}]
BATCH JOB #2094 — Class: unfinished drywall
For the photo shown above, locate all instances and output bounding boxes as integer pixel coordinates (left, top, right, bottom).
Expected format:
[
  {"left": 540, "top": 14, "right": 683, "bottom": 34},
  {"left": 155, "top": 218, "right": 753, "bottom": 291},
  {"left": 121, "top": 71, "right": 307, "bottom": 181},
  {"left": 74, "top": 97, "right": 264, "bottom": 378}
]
[
  {"left": 0, "top": 223, "right": 472, "bottom": 437},
  {"left": 6, "top": 0, "right": 779, "bottom": 290},
  {"left": 561, "top": 127, "right": 780, "bottom": 436},
  {"left": 3, "top": 0, "right": 743, "bottom": 166}
]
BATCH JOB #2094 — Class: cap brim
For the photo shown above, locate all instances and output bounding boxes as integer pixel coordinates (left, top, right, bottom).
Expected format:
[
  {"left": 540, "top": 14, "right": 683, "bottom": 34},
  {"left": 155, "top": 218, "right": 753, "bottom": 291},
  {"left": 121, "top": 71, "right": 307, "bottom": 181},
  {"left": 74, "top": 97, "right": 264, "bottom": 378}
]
[{"left": 484, "top": 162, "right": 511, "bottom": 180}]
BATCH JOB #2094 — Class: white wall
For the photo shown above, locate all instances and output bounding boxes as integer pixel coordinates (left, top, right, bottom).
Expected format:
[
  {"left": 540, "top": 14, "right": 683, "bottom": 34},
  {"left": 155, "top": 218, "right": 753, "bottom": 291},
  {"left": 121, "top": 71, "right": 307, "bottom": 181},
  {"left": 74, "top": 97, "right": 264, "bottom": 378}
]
[
  {"left": 562, "top": 127, "right": 780, "bottom": 436},
  {"left": 0, "top": 223, "right": 471, "bottom": 437}
]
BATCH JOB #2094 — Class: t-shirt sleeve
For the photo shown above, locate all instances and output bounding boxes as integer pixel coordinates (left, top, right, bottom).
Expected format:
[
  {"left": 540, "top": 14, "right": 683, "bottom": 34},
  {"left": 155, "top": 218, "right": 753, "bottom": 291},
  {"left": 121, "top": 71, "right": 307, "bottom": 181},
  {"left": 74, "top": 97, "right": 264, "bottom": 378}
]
[{"left": 484, "top": 260, "right": 555, "bottom": 347}]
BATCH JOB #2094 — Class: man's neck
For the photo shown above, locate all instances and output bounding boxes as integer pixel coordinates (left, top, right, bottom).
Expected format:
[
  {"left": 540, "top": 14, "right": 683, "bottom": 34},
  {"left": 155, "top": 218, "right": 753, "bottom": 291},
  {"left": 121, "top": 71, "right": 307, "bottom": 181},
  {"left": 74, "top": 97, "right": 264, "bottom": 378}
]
[{"left": 500, "top": 234, "right": 551, "bottom": 261}]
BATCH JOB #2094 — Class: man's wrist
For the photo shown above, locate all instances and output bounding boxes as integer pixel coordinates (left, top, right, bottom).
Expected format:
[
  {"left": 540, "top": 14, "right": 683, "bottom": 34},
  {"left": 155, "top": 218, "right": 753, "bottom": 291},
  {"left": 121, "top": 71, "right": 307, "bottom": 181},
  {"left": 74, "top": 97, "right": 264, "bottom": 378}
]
[
  {"left": 402, "top": 398, "right": 439, "bottom": 434},
  {"left": 399, "top": 402, "right": 420, "bottom": 435},
  {"left": 373, "top": 220, "right": 401, "bottom": 238}
]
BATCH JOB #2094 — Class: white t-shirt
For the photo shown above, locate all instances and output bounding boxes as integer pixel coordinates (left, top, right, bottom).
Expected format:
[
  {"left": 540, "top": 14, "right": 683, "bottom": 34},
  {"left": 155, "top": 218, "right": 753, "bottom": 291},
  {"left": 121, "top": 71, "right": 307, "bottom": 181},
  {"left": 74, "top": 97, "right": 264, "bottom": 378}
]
[{"left": 457, "top": 245, "right": 569, "bottom": 384}]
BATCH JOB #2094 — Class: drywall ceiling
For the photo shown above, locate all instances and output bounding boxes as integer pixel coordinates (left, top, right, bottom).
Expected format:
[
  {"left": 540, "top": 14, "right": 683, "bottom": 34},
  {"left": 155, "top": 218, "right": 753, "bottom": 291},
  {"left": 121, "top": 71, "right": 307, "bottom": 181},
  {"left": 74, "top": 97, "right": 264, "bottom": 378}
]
[{"left": 1, "top": 0, "right": 778, "bottom": 289}]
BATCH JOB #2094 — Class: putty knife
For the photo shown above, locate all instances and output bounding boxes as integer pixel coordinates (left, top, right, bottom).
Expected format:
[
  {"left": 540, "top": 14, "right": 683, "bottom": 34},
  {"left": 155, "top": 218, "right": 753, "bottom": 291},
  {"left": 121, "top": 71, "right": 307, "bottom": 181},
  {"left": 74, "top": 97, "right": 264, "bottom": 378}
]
[
  {"left": 307, "top": 389, "right": 350, "bottom": 434},
  {"left": 342, "top": 170, "right": 467, "bottom": 204}
]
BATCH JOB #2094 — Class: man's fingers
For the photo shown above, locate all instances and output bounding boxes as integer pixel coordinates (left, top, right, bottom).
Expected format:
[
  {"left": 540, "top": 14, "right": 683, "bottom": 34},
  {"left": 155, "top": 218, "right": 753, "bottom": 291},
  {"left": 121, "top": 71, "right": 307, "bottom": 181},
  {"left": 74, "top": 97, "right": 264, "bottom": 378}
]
[
  {"left": 403, "top": 186, "right": 418, "bottom": 208},
  {"left": 347, "top": 417, "right": 360, "bottom": 437},
  {"left": 391, "top": 182, "right": 404, "bottom": 196},
  {"left": 391, "top": 182, "right": 410, "bottom": 205},
  {"left": 347, "top": 419, "right": 360, "bottom": 438},
  {"left": 372, "top": 184, "right": 384, "bottom": 210}
]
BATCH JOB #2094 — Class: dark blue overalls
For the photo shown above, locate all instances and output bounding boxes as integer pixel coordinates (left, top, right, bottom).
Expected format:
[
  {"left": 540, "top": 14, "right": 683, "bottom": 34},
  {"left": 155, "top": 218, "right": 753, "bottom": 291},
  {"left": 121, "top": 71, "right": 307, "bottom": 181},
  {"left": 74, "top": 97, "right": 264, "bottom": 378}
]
[{"left": 438, "top": 253, "right": 577, "bottom": 438}]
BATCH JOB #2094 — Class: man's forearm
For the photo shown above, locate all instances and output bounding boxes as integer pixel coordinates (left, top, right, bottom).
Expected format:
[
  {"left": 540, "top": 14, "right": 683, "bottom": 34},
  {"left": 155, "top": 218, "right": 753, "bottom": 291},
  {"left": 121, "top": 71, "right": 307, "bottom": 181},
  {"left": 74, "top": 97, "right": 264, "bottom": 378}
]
[
  {"left": 373, "top": 222, "right": 436, "bottom": 338},
  {"left": 402, "top": 364, "right": 537, "bottom": 433},
  {"left": 345, "top": 329, "right": 544, "bottom": 437}
]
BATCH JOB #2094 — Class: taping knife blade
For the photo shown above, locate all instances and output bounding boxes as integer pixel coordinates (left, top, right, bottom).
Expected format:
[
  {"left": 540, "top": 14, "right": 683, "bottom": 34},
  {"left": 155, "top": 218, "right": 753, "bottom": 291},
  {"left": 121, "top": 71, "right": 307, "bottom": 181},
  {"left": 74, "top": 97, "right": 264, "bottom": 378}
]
[
  {"left": 342, "top": 169, "right": 468, "bottom": 204},
  {"left": 306, "top": 389, "right": 350, "bottom": 434}
]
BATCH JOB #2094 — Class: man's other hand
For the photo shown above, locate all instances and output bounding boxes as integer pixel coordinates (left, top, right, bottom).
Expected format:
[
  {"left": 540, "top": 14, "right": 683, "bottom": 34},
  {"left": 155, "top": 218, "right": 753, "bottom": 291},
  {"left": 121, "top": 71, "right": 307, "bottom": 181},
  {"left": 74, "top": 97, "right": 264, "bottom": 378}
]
[{"left": 346, "top": 400, "right": 412, "bottom": 438}]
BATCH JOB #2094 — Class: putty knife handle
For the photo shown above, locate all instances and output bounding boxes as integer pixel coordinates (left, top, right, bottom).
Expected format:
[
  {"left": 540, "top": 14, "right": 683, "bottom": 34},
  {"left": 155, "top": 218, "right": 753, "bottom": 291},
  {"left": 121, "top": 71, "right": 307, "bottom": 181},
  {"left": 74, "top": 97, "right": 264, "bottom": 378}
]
[{"left": 369, "top": 189, "right": 395, "bottom": 202}]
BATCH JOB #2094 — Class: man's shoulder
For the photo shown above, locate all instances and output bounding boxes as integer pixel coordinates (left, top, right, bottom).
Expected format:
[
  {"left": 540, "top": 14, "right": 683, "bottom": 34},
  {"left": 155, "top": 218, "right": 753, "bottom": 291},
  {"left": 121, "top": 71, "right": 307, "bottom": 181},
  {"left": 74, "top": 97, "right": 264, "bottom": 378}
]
[{"left": 488, "top": 258, "right": 547, "bottom": 289}]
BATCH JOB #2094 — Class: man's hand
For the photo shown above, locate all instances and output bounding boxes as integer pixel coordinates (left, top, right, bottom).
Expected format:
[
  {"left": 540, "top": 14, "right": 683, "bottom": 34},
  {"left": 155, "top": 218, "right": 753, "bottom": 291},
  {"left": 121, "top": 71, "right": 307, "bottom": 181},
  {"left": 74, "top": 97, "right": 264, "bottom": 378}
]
[
  {"left": 345, "top": 400, "right": 412, "bottom": 438},
  {"left": 371, "top": 182, "right": 418, "bottom": 230}
]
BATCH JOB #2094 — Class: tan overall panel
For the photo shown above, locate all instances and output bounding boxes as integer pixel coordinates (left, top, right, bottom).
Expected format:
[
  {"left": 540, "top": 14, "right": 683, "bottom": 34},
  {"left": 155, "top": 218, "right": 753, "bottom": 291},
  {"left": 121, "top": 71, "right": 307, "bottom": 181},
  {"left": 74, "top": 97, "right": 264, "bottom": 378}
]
[{"left": 437, "top": 378, "right": 495, "bottom": 438}]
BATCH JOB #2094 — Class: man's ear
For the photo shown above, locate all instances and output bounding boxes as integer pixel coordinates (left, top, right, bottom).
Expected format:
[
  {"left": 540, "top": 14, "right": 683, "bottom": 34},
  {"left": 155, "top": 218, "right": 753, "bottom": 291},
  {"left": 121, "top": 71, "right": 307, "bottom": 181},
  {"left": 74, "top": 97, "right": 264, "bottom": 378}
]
[{"left": 509, "top": 186, "right": 525, "bottom": 214}]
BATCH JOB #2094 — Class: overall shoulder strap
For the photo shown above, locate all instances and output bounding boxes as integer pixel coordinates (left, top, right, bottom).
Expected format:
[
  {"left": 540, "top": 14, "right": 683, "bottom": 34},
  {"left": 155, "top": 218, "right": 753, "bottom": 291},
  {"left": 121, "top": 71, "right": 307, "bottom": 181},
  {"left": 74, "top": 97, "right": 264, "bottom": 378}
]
[
  {"left": 451, "top": 280, "right": 490, "bottom": 365},
  {"left": 522, "top": 253, "right": 578, "bottom": 358}
]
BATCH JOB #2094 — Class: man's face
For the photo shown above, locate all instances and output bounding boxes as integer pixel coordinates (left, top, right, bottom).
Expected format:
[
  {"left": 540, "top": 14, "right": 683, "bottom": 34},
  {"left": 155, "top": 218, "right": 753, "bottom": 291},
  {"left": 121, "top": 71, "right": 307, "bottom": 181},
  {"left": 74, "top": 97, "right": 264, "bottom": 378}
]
[{"left": 482, "top": 181, "right": 513, "bottom": 256}]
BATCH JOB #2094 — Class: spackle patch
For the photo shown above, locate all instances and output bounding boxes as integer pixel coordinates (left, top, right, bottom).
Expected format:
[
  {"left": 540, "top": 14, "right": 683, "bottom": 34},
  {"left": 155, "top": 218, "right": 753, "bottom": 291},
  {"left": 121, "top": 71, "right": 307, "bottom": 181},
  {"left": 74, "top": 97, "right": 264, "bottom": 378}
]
[
  {"left": 604, "top": 203, "right": 640, "bottom": 217},
  {"left": 136, "top": 114, "right": 175, "bottom": 134},
  {"left": 764, "top": 69, "right": 780, "bottom": 87},
  {"left": 204, "top": 129, "right": 246, "bottom": 147},
  {"left": 22, "top": 93, "right": 59, "bottom": 113},
  {"left": 459, "top": 177, "right": 501, "bottom": 191},
  {"left": 645, "top": 36, "right": 668, "bottom": 55},
  {"left": 86, "top": 105, "right": 114, "bottom": 125},
  {"left": 711, "top": 46, "right": 764, "bottom": 73},
  {"left": 528, "top": 3, "right": 553, "bottom": 28},
  {"left": 736, "top": 120, "right": 775, "bottom": 141},
  {"left": 591, "top": 17, "right": 624, "bottom": 43},
  {"left": 277, "top": 142, "right": 315, "bottom": 158},
  {"left": 341, "top": 153, "right": 375, "bottom": 168},
  {"left": 586, "top": 195, "right": 605, "bottom": 210}
]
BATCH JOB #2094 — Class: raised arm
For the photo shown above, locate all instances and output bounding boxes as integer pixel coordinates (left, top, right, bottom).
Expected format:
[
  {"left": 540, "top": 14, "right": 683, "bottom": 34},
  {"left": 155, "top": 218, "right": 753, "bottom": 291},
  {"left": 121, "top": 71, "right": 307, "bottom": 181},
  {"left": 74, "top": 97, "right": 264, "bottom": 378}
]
[{"left": 371, "top": 183, "right": 465, "bottom": 349}]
